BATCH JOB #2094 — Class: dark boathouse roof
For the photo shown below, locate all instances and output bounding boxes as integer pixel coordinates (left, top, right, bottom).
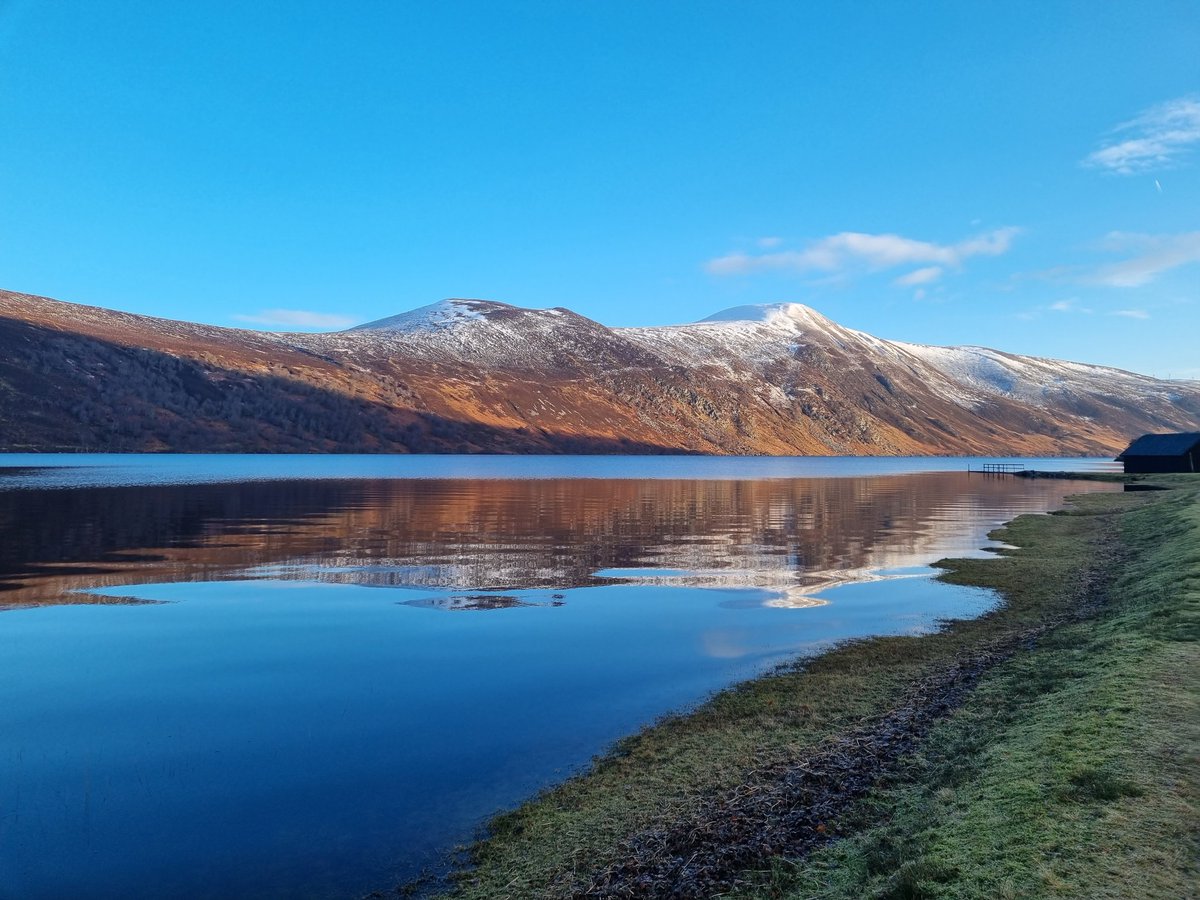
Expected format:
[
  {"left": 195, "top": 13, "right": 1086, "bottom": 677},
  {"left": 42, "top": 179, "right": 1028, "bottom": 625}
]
[{"left": 1117, "top": 432, "right": 1200, "bottom": 459}]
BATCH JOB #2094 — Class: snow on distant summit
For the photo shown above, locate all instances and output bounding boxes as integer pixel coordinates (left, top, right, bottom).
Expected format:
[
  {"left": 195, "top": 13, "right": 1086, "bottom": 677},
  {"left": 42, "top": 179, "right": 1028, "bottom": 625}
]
[
  {"left": 619, "top": 301, "right": 858, "bottom": 369},
  {"left": 339, "top": 298, "right": 1184, "bottom": 416},
  {"left": 698, "top": 302, "right": 834, "bottom": 327},
  {"left": 352, "top": 299, "right": 508, "bottom": 332},
  {"left": 334, "top": 298, "right": 1171, "bottom": 410},
  {"left": 328, "top": 298, "right": 657, "bottom": 371},
  {"left": 352, "top": 299, "right": 839, "bottom": 335}
]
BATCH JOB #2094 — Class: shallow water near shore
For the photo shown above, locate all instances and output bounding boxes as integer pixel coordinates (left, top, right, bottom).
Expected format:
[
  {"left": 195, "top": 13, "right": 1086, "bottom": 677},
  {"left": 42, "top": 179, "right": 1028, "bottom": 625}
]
[{"left": 0, "top": 455, "right": 1119, "bottom": 898}]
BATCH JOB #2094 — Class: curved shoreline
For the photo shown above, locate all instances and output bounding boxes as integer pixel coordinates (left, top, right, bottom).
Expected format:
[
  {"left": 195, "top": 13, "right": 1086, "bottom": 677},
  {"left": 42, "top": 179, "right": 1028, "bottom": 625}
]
[{"left": 418, "top": 474, "right": 1198, "bottom": 899}]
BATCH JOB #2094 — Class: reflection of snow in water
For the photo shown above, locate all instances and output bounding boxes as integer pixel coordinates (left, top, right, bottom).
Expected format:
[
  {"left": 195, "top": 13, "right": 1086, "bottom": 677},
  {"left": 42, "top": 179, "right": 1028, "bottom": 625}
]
[
  {"left": 761, "top": 592, "right": 830, "bottom": 609},
  {"left": 594, "top": 564, "right": 942, "bottom": 608},
  {"left": 238, "top": 493, "right": 1051, "bottom": 613}
]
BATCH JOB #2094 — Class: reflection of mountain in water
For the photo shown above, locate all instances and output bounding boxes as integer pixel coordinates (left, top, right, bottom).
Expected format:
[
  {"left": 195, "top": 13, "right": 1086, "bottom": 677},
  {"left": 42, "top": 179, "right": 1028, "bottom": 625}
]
[{"left": 0, "top": 474, "right": 1116, "bottom": 609}]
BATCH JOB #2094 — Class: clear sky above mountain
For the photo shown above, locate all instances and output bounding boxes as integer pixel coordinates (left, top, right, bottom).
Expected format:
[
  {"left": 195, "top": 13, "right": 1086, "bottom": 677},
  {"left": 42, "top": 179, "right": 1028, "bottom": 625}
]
[{"left": 1, "top": 1, "right": 1197, "bottom": 377}]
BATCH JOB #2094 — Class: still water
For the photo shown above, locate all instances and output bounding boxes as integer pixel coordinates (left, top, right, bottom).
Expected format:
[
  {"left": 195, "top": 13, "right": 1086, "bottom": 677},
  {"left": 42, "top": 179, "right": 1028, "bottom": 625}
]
[{"left": 0, "top": 456, "right": 1119, "bottom": 898}]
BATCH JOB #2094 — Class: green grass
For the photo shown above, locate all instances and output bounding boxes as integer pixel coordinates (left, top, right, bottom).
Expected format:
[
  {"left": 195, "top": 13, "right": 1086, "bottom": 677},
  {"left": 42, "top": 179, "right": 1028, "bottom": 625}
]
[
  {"left": 733, "top": 478, "right": 1199, "bottom": 899},
  {"left": 435, "top": 477, "right": 1199, "bottom": 899}
]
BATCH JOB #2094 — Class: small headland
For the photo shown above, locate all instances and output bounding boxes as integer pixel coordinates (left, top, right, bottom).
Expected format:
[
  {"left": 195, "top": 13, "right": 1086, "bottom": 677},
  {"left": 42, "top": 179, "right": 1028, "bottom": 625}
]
[{"left": 409, "top": 474, "right": 1198, "bottom": 900}]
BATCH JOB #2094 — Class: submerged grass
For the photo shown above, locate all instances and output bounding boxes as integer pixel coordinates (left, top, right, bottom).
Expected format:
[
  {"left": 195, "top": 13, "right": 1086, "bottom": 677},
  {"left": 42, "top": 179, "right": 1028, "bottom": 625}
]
[{"left": 428, "top": 476, "right": 1198, "bottom": 900}]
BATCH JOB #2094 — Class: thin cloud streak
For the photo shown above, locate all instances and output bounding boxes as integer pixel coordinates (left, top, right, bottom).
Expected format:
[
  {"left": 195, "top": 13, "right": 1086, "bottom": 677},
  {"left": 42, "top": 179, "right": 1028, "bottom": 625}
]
[
  {"left": 894, "top": 266, "right": 943, "bottom": 286},
  {"left": 233, "top": 309, "right": 359, "bottom": 329},
  {"left": 706, "top": 227, "right": 1019, "bottom": 277},
  {"left": 1084, "top": 96, "right": 1200, "bottom": 174},
  {"left": 1091, "top": 231, "right": 1200, "bottom": 287}
]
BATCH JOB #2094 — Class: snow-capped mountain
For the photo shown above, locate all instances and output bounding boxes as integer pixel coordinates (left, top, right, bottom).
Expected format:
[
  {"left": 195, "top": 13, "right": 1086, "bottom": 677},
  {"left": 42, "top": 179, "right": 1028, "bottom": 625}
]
[
  {"left": 622, "top": 302, "right": 1186, "bottom": 433},
  {"left": 1, "top": 288, "right": 1196, "bottom": 455}
]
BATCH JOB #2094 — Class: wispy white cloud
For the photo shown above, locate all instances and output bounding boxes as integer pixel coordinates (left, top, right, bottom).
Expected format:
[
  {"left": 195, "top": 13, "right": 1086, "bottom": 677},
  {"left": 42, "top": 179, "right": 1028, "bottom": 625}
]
[
  {"left": 706, "top": 227, "right": 1019, "bottom": 277},
  {"left": 1018, "top": 298, "right": 1094, "bottom": 321},
  {"left": 1110, "top": 309, "right": 1150, "bottom": 320},
  {"left": 1090, "top": 231, "right": 1200, "bottom": 287},
  {"left": 1049, "top": 298, "right": 1092, "bottom": 314},
  {"left": 757, "top": 236, "right": 783, "bottom": 248},
  {"left": 894, "top": 266, "right": 944, "bottom": 286},
  {"left": 1084, "top": 96, "right": 1200, "bottom": 174},
  {"left": 233, "top": 309, "right": 359, "bottom": 329}
]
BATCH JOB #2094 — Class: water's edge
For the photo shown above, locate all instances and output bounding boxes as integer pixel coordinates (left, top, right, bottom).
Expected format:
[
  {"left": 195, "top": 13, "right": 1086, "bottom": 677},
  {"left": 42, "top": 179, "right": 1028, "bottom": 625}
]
[{"left": 426, "top": 477, "right": 1149, "bottom": 898}]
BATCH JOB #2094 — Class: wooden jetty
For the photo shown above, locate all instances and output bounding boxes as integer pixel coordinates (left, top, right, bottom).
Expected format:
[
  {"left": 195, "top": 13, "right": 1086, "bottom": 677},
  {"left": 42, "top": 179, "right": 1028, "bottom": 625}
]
[{"left": 967, "top": 462, "right": 1027, "bottom": 476}]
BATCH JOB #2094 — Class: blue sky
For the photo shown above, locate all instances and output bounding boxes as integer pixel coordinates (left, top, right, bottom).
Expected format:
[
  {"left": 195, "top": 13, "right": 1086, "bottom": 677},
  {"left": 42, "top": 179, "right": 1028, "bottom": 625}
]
[{"left": 1, "top": 0, "right": 1197, "bottom": 377}]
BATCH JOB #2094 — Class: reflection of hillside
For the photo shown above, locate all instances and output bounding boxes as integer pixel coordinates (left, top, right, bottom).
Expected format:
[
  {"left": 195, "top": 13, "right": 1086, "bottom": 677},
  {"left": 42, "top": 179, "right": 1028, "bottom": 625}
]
[
  {"left": 0, "top": 481, "right": 367, "bottom": 608},
  {"left": 255, "top": 475, "right": 1108, "bottom": 596},
  {"left": 0, "top": 474, "right": 1114, "bottom": 609}
]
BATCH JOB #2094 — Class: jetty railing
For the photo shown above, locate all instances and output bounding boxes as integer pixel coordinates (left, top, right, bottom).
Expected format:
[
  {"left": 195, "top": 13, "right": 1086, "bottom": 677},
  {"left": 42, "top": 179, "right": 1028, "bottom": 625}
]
[{"left": 967, "top": 462, "right": 1027, "bottom": 476}]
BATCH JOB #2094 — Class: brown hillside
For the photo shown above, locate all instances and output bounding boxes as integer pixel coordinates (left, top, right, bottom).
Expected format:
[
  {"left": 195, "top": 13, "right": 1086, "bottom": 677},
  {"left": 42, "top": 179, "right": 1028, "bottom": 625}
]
[{"left": 1, "top": 289, "right": 1196, "bottom": 455}]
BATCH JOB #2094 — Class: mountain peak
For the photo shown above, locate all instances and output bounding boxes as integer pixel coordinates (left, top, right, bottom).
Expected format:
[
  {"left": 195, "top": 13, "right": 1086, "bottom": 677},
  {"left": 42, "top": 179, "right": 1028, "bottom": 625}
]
[
  {"left": 698, "top": 303, "right": 834, "bottom": 328},
  {"left": 351, "top": 299, "right": 515, "bottom": 332}
]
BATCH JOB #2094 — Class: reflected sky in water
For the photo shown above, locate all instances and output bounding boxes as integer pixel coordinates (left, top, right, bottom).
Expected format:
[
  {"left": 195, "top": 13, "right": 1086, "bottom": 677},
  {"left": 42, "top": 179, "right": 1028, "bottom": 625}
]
[{"left": 0, "top": 459, "right": 1119, "bottom": 898}]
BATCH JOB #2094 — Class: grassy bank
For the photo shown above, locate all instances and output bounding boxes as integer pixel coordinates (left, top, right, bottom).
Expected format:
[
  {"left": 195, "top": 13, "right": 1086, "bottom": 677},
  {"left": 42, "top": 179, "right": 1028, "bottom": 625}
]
[{"left": 432, "top": 476, "right": 1198, "bottom": 899}]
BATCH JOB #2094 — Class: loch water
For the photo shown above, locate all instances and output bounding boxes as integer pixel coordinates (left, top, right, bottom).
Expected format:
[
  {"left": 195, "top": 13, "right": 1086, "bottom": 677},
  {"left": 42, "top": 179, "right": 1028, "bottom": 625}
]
[{"left": 0, "top": 455, "right": 1120, "bottom": 898}]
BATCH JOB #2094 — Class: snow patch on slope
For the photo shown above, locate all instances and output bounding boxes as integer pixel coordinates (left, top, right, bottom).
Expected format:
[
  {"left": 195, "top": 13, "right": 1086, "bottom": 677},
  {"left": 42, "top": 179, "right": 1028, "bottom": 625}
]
[
  {"left": 898, "top": 344, "right": 1025, "bottom": 398},
  {"left": 893, "top": 340, "right": 1170, "bottom": 409}
]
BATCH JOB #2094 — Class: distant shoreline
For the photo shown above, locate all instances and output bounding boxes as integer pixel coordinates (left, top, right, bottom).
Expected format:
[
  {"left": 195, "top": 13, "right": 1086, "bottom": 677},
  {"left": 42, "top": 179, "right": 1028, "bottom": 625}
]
[{"left": 0, "top": 453, "right": 1120, "bottom": 491}]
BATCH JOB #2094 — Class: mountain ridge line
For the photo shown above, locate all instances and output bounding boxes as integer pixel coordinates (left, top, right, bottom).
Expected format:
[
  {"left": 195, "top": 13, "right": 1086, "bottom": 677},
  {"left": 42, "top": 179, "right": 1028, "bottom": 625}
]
[{"left": 2, "top": 288, "right": 1197, "bottom": 456}]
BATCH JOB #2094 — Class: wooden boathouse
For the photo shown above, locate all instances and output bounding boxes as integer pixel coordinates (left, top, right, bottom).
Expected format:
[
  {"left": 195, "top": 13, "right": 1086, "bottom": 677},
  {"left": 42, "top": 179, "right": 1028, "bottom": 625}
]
[{"left": 1116, "top": 432, "right": 1200, "bottom": 474}]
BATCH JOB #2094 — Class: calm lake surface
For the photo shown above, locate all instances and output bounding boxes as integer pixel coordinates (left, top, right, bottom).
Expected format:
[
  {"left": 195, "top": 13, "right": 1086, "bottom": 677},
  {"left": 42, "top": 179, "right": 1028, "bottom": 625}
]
[{"left": 0, "top": 455, "right": 1120, "bottom": 898}]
